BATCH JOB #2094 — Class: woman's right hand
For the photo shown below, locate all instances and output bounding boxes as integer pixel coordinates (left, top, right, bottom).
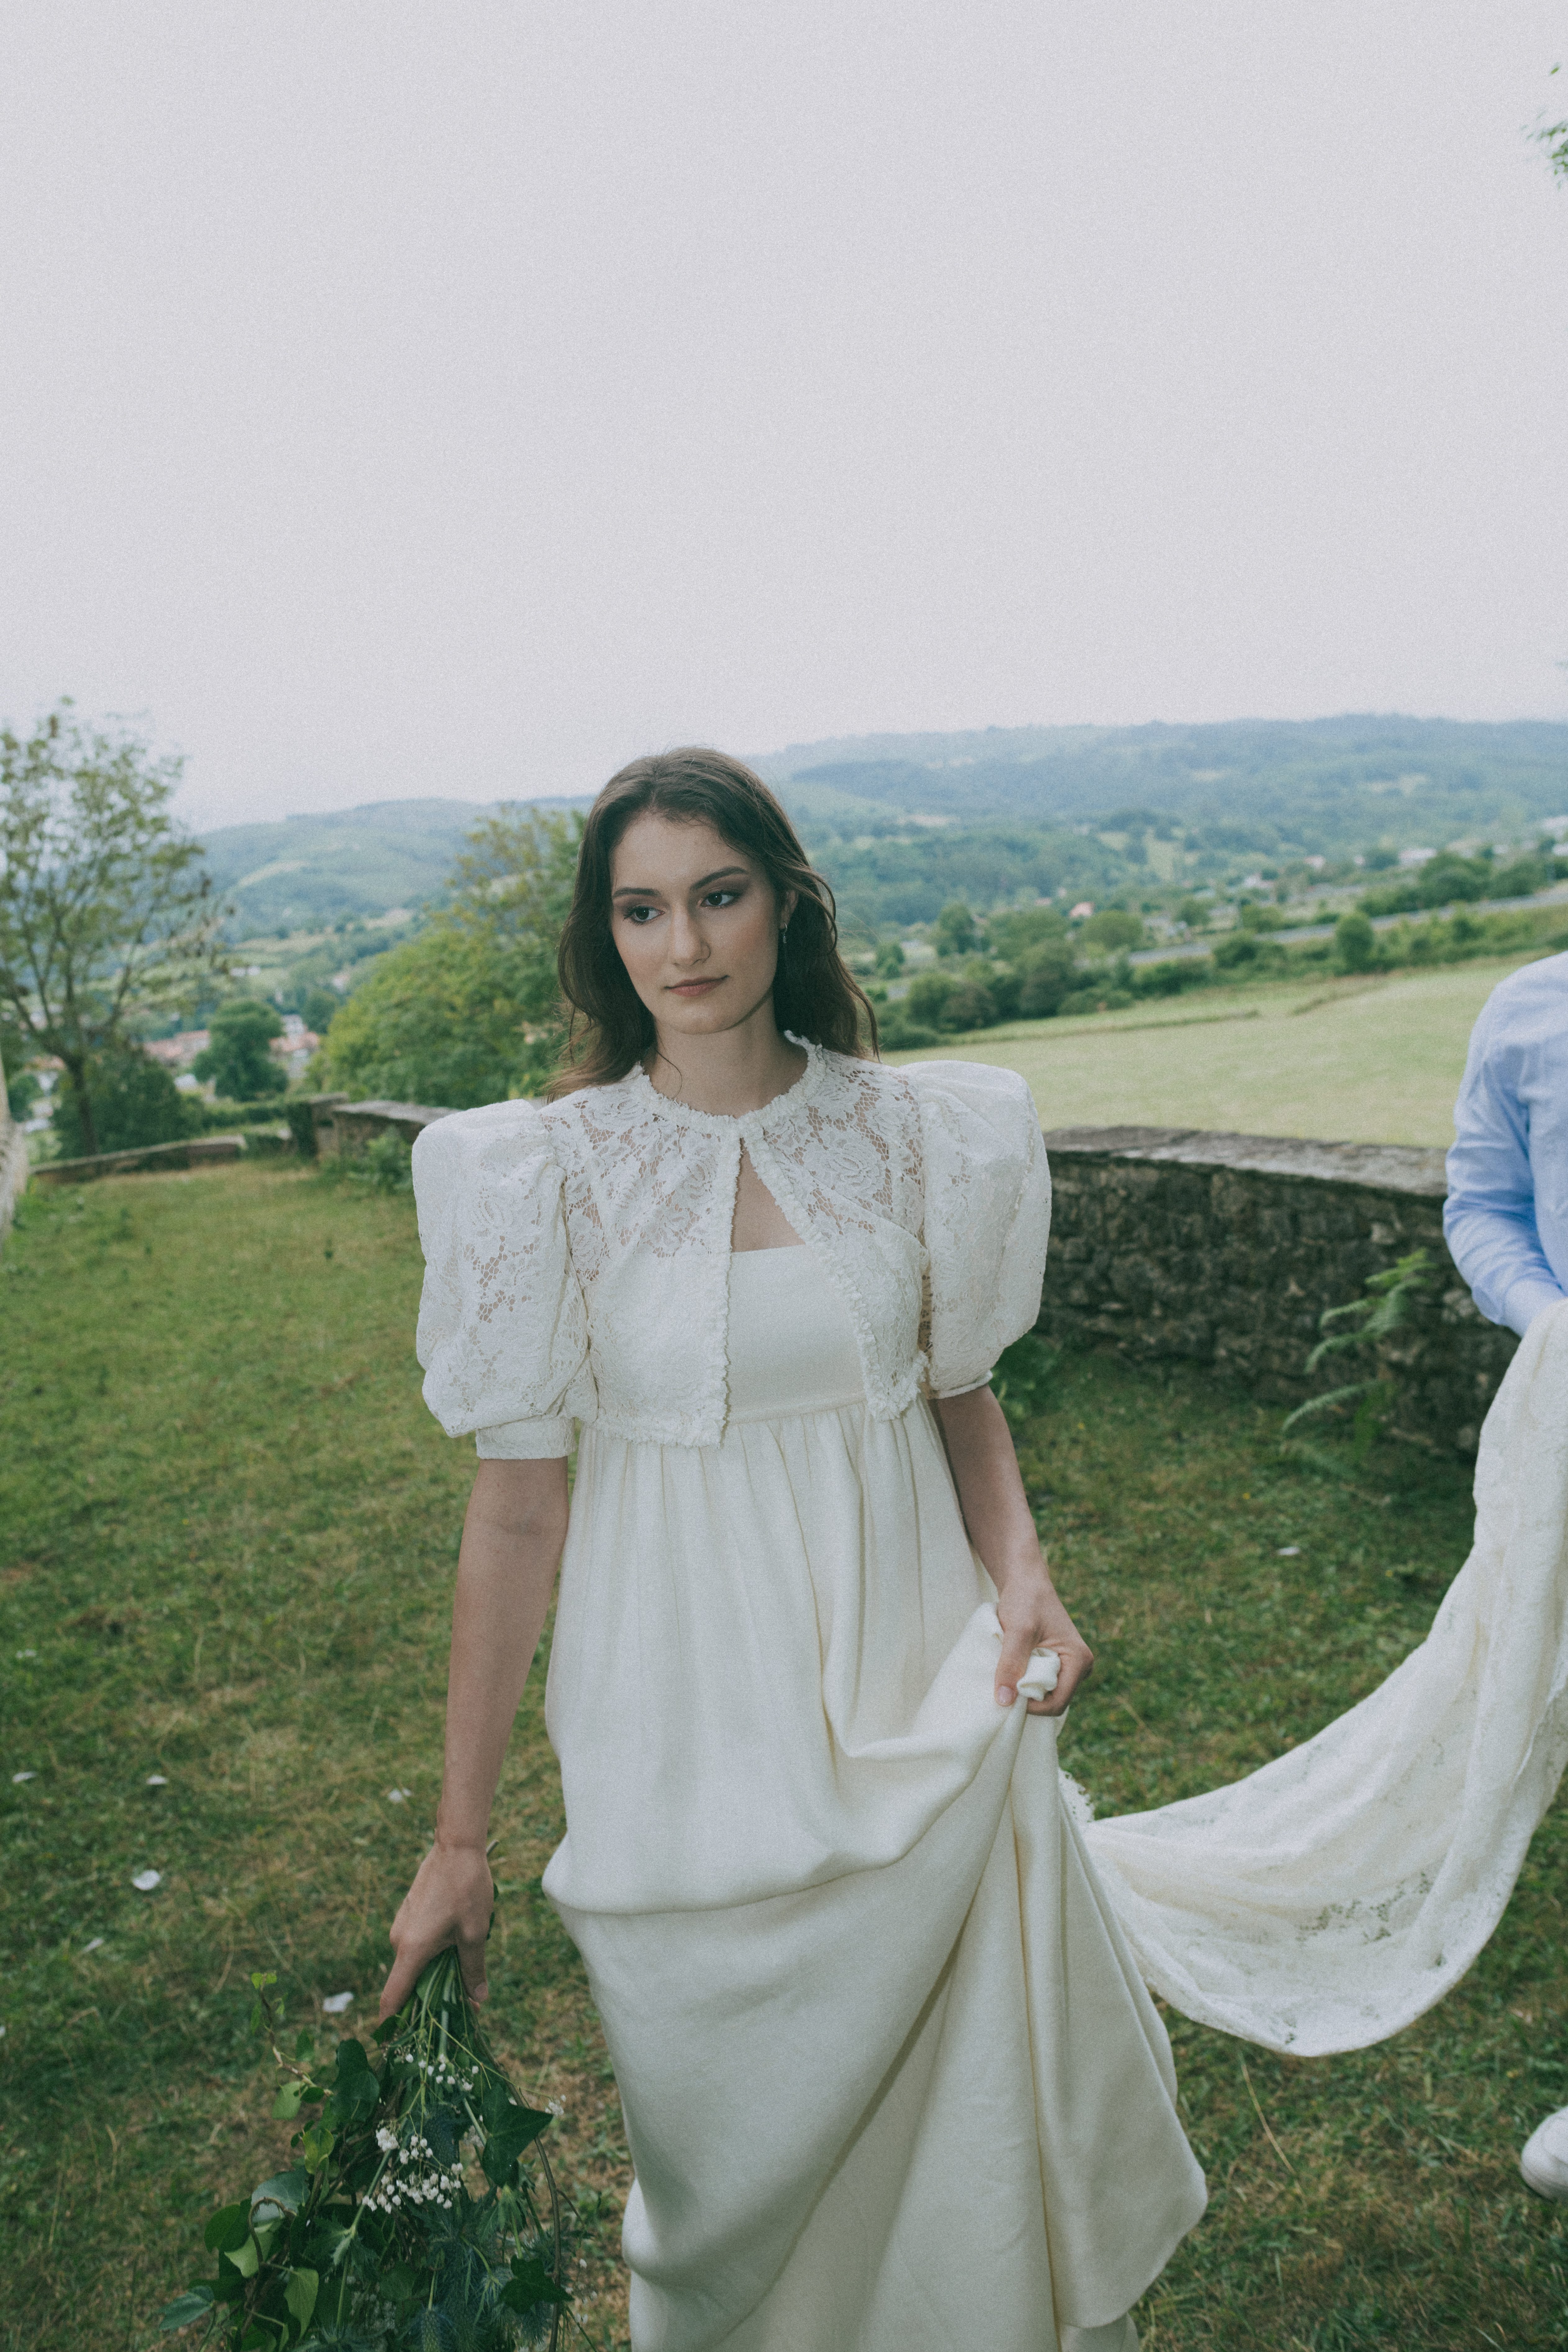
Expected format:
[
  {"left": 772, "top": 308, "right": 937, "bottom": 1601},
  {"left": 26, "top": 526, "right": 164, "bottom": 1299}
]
[{"left": 378, "top": 1839, "right": 495, "bottom": 2022}]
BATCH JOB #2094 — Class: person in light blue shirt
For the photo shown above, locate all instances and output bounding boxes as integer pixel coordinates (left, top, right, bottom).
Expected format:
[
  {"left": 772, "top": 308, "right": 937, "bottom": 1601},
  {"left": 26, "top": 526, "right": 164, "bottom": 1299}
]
[
  {"left": 1444, "top": 946, "right": 1568, "bottom": 2202},
  {"left": 1444, "top": 950, "right": 1568, "bottom": 1338}
]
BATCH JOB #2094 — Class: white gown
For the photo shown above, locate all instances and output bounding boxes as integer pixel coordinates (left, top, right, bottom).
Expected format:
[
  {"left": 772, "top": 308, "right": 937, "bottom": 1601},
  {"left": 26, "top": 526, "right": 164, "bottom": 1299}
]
[
  {"left": 411, "top": 1046, "right": 1208, "bottom": 2349},
  {"left": 541, "top": 1247, "right": 1205, "bottom": 2352}
]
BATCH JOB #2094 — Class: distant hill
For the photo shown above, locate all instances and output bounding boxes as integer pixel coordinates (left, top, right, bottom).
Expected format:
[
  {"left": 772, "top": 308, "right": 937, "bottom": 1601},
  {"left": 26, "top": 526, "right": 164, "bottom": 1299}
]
[
  {"left": 759, "top": 715, "right": 1568, "bottom": 845},
  {"left": 198, "top": 796, "right": 587, "bottom": 935},
  {"left": 193, "top": 718, "right": 1568, "bottom": 938}
]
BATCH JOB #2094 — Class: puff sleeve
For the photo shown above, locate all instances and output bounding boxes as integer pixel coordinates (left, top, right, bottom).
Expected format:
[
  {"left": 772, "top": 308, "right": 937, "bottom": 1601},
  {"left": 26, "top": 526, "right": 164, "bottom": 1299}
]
[
  {"left": 411, "top": 1101, "right": 591, "bottom": 1459},
  {"left": 909, "top": 1061, "right": 1051, "bottom": 1398}
]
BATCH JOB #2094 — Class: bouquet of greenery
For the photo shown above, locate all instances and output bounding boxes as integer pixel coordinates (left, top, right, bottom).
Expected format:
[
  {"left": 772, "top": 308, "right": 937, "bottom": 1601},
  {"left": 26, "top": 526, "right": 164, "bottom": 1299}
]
[{"left": 159, "top": 1955, "right": 571, "bottom": 2351}]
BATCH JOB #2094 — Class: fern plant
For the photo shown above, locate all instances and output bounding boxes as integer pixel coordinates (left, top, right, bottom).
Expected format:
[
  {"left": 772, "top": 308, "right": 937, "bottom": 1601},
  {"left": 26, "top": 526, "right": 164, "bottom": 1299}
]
[{"left": 1281, "top": 1247, "right": 1436, "bottom": 1468}]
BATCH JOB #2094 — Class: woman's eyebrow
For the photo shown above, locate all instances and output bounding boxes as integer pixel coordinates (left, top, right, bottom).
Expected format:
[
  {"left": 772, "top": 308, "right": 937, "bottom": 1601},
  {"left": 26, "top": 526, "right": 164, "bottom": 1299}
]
[{"left": 611, "top": 866, "right": 749, "bottom": 899}]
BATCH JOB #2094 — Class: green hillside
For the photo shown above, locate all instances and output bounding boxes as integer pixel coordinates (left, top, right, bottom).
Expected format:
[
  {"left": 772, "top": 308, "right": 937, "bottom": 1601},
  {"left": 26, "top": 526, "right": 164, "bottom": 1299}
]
[
  {"left": 761, "top": 715, "right": 1568, "bottom": 932},
  {"left": 200, "top": 797, "right": 586, "bottom": 935},
  {"left": 191, "top": 718, "right": 1568, "bottom": 941},
  {"left": 761, "top": 714, "right": 1568, "bottom": 842}
]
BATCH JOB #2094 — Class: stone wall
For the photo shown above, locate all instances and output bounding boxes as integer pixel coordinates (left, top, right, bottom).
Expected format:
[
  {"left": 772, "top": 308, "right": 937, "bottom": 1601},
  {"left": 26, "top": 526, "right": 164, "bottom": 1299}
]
[
  {"left": 30, "top": 1133, "right": 251, "bottom": 1187},
  {"left": 1038, "top": 1126, "right": 1516, "bottom": 1452},
  {"left": 313, "top": 1096, "right": 453, "bottom": 1155}
]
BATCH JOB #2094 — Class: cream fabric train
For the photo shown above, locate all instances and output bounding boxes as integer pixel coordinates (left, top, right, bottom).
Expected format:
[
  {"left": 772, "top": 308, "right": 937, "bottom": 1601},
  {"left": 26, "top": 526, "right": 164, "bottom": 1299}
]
[{"left": 1083, "top": 1300, "right": 1568, "bottom": 2057}]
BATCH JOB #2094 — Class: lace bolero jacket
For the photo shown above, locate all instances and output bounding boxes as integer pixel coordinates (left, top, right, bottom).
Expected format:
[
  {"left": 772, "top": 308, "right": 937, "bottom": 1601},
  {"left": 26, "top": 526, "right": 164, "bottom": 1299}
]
[{"left": 411, "top": 1043, "right": 1051, "bottom": 1456}]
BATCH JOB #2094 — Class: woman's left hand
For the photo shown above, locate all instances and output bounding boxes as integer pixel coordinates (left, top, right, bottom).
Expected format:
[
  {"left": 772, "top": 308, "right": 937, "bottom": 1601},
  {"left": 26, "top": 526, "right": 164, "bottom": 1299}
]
[{"left": 993, "top": 1569, "right": 1094, "bottom": 1717}]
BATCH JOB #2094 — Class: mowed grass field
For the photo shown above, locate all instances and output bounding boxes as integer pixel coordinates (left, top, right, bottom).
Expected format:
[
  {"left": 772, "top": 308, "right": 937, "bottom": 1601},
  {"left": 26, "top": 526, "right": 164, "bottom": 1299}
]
[
  {"left": 888, "top": 950, "right": 1555, "bottom": 1144},
  {"left": 3, "top": 1161, "right": 1567, "bottom": 2350}
]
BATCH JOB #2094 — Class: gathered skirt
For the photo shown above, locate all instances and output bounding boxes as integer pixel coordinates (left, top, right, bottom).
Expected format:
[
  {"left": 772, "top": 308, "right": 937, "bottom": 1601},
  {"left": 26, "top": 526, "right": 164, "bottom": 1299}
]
[{"left": 540, "top": 1249, "right": 1206, "bottom": 2352}]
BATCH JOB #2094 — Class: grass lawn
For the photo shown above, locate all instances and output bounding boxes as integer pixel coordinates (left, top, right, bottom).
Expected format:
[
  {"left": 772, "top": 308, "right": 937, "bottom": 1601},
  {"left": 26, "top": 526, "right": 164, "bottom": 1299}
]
[
  {"left": 888, "top": 950, "right": 1555, "bottom": 1145},
  {"left": 3, "top": 1162, "right": 1566, "bottom": 2350}
]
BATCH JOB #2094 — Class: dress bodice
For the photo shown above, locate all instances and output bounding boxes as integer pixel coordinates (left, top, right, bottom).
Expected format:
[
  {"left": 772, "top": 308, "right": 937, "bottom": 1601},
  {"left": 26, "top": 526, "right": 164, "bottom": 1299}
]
[
  {"left": 725, "top": 1249, "right": 865, "bottom": 1423},
  {"left": 411, "top": 1042, "right": 1050, "bottom": 1454}
]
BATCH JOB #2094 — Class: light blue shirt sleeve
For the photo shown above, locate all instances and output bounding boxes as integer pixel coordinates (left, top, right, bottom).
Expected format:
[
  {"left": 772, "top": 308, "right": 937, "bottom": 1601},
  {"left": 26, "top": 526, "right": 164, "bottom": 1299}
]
[{"left": 1444, "top": 978, "right": 1568, "bottom": 1337}]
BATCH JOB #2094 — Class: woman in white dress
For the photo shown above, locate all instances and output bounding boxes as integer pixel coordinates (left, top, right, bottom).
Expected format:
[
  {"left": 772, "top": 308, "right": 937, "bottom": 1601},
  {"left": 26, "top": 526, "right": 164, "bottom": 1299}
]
[{"left": 379, "top": 749, "right": 1207, "bottom": 2352}]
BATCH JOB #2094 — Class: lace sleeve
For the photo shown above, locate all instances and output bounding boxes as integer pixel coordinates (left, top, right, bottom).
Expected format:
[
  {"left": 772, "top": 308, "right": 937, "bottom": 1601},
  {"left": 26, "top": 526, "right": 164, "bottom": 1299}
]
[
  {"left": 909, "top": 1062, "right": 1051, "bottom": 1398},
  {"left": 412, "top": 1101, "right": 591, "bottom": 1457}
]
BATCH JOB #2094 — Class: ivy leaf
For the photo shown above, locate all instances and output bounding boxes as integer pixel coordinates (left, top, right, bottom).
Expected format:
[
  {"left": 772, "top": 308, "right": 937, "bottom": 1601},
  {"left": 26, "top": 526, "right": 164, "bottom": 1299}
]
[
  {"left": 204, "top": 2201, "right": 252, "bottom": 2253},
  {"left": 283, "top": 2267, "right": 319, "bottom": 2329},
  {"left": 222, "top": 2234, "right": 260, "bottom": 2280},
  {"left": 157, "top": 2286, "right": 215, "bottom": 2331},
  {"left": 325, "top": 2037, "right": 379, "bottom": 2126},
  {"left": 299, "top": 2122, "right": 336, "bottom": 2173},
  {"left": 272, "top": 2079, "right": 308, "bottom": 2120},
  {"left": 480, "top": 2100, "right": 552, "bottom": 2187},
  {"left": 500, "top": 2254, "right": 569, "bottom": 2310},
  {"left": 251, "top": 2169, "right": 308, "bottom": 2222}
]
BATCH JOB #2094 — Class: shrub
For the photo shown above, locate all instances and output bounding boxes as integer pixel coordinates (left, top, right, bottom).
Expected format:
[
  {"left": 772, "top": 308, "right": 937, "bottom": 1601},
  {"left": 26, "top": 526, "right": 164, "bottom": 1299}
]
[
  {"left": 1334, "top": 911, "right": 1379, "bottom": 973},
  {"left": 934, "top": 902, "right": 979, "bottom": 958},
  {"left": 938, "top": 979, "right": 996, "bottom": 1032},
  {"left": 1361, "top": 880, "right": 1423, "bottom": 917},
  {"left": 1015, "top": 945, "right": 1077, "bottom": 1019},
  {"left": 1130, "top": 956, "right": 1212, "bottom": 999},
  {"left": 1057, "top": 985, "right": 1133, "bottom": 1018},
  {"left": 1415, "top": 854, "right": 1489, "bottom": 908},
  {"left": 873, "top": 940, "right": 905, "bottom": 978},
  {"left": 1488, "top": 857, "right": 1550, "bottom": 900},
  {"left": 52, "top": 1046, "right": 200, "bottom": 1157},
  {"left": 1212, "top": 932, "right": 1273, "bottom": 970},
  {"left": 876, "top": 1010, "right": 940, "bottom": 1051},
  {"left": 904, "top": 970, "right": 959, "bottom": 1028},
  {"left": 984, "top": 963, "right": 1023, "bottom": 1022}
]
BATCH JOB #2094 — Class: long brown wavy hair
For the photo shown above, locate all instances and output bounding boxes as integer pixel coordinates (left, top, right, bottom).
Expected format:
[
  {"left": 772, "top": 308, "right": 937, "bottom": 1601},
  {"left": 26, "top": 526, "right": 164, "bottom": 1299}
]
[{"left": 549, "top": 747, "right": 877, "bottom": 1096}]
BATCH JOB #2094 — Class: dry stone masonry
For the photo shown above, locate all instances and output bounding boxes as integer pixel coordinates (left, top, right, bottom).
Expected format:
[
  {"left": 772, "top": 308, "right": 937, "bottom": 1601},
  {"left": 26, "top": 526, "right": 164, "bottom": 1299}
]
[{"left": 1037, "top": 1125, "right": 1516, "bottom": 1453}]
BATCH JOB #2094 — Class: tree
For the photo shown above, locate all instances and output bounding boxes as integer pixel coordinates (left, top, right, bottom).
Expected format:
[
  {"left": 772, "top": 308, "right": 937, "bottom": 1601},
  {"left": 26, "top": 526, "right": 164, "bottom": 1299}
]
[
  {"left": 0, "top": 703, "right": 226, "bottom": 1157},
  {"left": 1335, "top": 910, "right": 1379, "bottom": 973},
  {"left": 987, "top": 906, "right": 1068, "bottom": 961},
  {"left": 1536, "top": 63, "right": 1567, "bottom": 182},
  {"left": 323, "top": 808, "right": 582, "bottom": 1108},
  {"left": 52, "top": 1043, "right": 195, "bottom": 1157},
  {"left": 933, "top": 902, "right": 979, "bottom": 958},
  {"left": 193, "top": 1000, "right": 286, "bottom": 1100},
  {"left": 1015, "top": 943, "right": 1076, "bottom": 1017}
]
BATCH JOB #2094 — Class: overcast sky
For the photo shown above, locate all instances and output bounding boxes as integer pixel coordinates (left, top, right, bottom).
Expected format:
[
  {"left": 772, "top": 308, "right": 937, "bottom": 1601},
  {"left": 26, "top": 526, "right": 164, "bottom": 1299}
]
[{"left": 2, "top": 3, "right": 1565, "bottom": 831}]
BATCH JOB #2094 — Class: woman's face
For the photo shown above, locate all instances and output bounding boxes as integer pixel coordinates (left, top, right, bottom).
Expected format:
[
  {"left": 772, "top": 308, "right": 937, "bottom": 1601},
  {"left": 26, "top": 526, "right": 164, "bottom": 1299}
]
[{"left": 609, "top": 813, "right": 796, "bottom": 1044}]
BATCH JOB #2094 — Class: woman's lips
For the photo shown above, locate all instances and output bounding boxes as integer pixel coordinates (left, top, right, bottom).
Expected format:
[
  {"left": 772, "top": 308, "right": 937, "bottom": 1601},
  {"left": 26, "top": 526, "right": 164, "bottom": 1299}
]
[{"left": 668, "top": 978, "right": 722, "bottom": 995}]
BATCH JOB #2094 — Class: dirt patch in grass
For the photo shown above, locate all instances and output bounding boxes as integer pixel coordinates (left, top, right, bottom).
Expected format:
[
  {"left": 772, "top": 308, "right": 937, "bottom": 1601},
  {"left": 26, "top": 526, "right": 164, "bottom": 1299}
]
[{"left": 2, "top": 1162, "right": 1564, "bottom": 2349}]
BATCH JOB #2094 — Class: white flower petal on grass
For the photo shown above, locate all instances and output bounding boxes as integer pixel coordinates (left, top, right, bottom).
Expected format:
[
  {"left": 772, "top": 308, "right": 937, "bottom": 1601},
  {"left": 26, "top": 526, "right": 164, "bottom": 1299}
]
[
  {"left": 82, "top": 1938, "right": 105, "bottom": 1954},
  {"left": 12, "top": 1771, "right": 37, "bottom": 1783},
  {"left": 14, "top": 1650, "right": 37, "bottom": 1661},
  {"left": 146, "top": 1774, "right": 168, "bottom": 1787},
  {"left": 1277, "top": 1546, "right": 1302, "bottom": 1557},
  {"left": 386, "top": 1788, "right": 412, "bottom": 1803},
  {"left": 321, "top": 1990, "right": 355, "bottom": 2014},
  {"left": 131, "top": 1869, "right": 162, "bottom": 1892}
]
